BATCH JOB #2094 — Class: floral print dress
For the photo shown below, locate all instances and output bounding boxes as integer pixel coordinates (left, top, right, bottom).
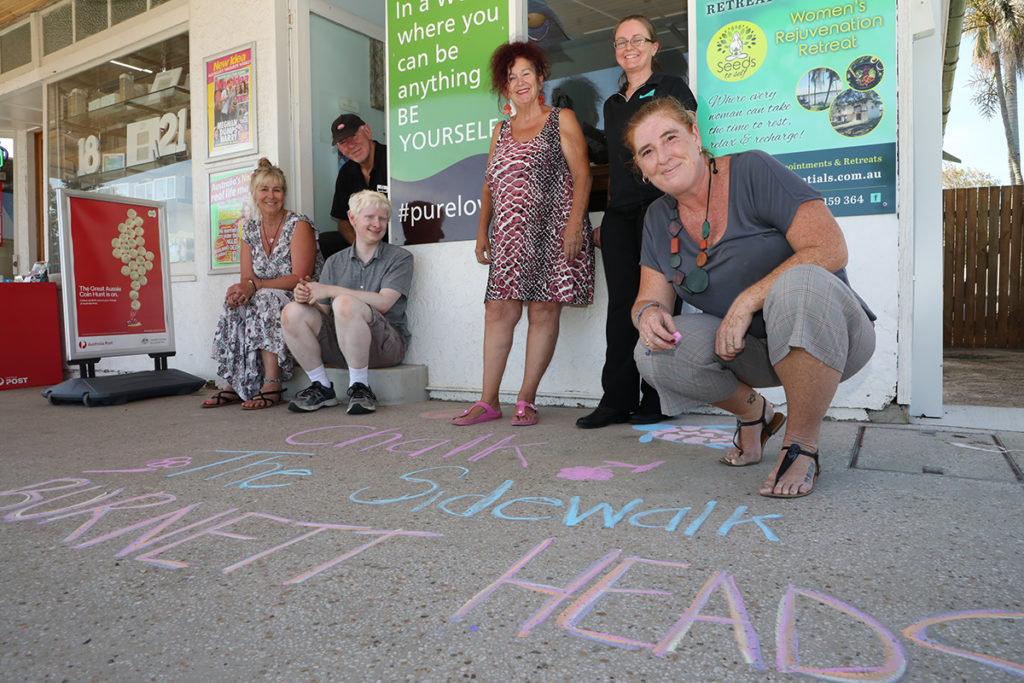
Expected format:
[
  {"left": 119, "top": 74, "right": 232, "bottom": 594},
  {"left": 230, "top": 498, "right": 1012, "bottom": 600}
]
[{"left": 210, "top": 211, "right": 323, "bottom": 400}]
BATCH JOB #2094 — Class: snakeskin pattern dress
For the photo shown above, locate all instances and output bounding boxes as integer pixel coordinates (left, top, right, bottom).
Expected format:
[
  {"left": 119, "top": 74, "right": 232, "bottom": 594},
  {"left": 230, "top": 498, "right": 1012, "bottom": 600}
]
[{"left": 484, "top": 108, "right": 594, "bottom": 304}]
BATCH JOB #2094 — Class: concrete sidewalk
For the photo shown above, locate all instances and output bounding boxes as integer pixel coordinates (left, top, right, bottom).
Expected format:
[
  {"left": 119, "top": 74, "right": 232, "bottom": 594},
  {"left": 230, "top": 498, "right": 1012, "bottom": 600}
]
[{"left": 1, "top": 386, "right": 1022, "bottom": 681}]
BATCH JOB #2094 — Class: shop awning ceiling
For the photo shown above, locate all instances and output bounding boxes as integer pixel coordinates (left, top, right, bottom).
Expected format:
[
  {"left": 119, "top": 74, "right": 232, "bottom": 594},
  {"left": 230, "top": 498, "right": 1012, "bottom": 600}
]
[
  {"left": 541, "top": 0, "right": 686, "bottom": 36},
  {"left": 533, "top": 0, "right": 689, "bottom": 64},
  {"left": 0, "top": 0, "right": 58, "bottom": 30}
]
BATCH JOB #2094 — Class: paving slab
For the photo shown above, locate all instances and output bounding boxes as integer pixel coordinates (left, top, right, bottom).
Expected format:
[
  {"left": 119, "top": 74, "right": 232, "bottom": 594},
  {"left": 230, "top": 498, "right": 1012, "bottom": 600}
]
[{"left": 1, "top": 387, "right": 1022, "bottom": 682}]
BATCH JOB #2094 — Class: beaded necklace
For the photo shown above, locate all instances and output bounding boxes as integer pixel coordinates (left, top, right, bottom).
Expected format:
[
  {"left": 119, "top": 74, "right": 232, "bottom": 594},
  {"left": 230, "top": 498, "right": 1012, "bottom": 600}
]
[{"left": 667, "top": 157, "right": 716, "bottom": 294}]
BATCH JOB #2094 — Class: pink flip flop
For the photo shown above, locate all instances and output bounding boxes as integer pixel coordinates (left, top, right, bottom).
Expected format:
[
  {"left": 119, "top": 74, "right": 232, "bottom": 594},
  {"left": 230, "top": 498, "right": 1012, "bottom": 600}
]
[
  {"left": 451, "top": 401, "right": 502, "bottom": 426},
  {"left": 511, "top": 401, "right": 538, "bottom": 426}
]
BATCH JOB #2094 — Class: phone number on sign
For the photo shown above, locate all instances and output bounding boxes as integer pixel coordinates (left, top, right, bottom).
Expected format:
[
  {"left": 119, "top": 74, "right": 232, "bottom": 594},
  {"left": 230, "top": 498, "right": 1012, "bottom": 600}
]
[{"left": 824, "top": 194, "right": 866, "bottom": 207}]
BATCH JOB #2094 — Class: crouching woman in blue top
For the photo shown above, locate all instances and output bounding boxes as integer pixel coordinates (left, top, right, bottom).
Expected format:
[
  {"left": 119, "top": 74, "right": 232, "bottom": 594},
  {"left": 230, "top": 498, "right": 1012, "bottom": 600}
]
[{"left": 627, "top": 97, "right": 876, "bottom": 499}]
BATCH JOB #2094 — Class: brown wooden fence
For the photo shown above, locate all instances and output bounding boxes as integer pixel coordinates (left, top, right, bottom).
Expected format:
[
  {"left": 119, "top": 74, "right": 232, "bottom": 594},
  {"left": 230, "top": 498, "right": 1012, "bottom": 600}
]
[{"left": 943, "top": 185, "right": 1024, "bottom": 348}]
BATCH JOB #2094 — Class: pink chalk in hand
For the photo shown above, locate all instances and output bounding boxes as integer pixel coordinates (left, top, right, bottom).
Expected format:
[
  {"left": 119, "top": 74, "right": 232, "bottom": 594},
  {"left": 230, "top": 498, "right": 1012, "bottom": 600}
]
[{"left": 671, "top": 331, "right": 682, "bottom": 345}]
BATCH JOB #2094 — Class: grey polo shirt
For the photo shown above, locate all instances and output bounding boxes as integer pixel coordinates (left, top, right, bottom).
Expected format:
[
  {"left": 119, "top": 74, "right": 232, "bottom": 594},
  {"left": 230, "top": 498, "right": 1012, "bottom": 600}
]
[
  {"left": 640, "top": 150, "right": 874, "bottom": 337},
  {"left": 320, "top": 241, "right": 414, "bottom": 340}
]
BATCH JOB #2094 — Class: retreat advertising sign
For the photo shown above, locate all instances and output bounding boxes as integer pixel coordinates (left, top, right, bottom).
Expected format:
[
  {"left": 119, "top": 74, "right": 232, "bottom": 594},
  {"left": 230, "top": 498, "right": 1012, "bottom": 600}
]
[
  {"left": 57, "top": 191, "right": 175, "bottom": 361},
  {"left": 208, "top": 166, "right": 254, "bottom": 272},
  {"left": 696, "top": 0, "right": 896, "bottom": 216},
  {"left": 386, "top": 0, "right": 511, "bottom": 243}
]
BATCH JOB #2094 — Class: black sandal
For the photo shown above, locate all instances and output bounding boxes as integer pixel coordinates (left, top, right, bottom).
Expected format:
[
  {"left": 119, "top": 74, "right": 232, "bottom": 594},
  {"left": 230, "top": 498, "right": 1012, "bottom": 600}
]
[
  {"left": 720, "top": 395, "right": 787, "bottom": 467},
  {"left": 241, "top": 379, "right": 284, "bottom": 410},
  {"left": 241, "top": 389, "right": 283, "bottom": 410},
  {"left": 201, "top": 389, "right": 240, "bottom": 408},
  {"left": 760, "top": 443, "right": 819, "bottom": 498}
]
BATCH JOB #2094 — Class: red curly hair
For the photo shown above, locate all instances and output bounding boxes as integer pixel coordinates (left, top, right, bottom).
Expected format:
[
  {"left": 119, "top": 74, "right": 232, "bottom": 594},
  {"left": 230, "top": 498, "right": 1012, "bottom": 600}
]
[{"left": 488, "top": 41, "right": 551, "bottom": 97}]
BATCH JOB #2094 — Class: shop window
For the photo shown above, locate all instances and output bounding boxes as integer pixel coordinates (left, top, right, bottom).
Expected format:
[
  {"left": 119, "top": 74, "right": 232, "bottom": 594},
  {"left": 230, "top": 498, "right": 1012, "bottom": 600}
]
[
  {"left": 43, "top": 4, "right": 74, "bottom": 56},
  {"left": 0, "top": 23, "right": 32, "bottom": 74},
  {"left": 75, "top": 0, "right": 109, "bottom": 40},
  {"left": 46, "top": 33, "right": 192, "bottom": 274},
  {"left": 1, "top": 143, "right": 13, "bottom": 280},
  {"left": 528, "top": 1, "right": 690, "bottom": 207}
]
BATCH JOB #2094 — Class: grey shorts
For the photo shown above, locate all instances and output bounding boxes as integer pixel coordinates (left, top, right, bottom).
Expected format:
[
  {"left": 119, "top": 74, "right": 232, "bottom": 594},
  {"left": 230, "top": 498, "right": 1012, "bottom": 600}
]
[
  {"left": 316, "top": 306, "right": 407, "bottom": 368},
  {"left": 635, "top": 264, "right": 876, "bottom": 415}
]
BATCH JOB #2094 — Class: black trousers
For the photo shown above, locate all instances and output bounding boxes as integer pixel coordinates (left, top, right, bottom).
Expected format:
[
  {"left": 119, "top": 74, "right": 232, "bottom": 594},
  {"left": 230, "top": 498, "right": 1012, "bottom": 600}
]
[{"left": 597, "top": 202, "right": 662, "bottom": 413}]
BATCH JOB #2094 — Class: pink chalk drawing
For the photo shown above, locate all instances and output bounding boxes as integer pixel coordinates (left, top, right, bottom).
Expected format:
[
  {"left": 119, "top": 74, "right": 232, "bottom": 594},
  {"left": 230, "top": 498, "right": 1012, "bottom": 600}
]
[
  {"left": 633, "top": 424, "right": 736, "bottom": 449},
  {"left": 557, "top": 461, "right": 665, "bottom": 481},
  {"left": 83, "top": 457, "right": 194, "bottom": 473}
]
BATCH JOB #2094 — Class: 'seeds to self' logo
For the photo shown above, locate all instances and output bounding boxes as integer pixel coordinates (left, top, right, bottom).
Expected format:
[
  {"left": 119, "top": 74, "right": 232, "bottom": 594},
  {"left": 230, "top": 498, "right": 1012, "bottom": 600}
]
[{"left": 707, "top": 21, "right": 766, "bottom": 82}]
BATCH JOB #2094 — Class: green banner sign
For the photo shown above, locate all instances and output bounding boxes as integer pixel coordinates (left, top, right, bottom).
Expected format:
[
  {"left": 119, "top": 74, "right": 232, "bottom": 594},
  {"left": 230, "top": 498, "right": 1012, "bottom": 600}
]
[
  {"left": 696, "top": 0, "right": 896, "bottom": 216},
  {"left": 387, "top": 0, "right": 510, "bottom": 243}
]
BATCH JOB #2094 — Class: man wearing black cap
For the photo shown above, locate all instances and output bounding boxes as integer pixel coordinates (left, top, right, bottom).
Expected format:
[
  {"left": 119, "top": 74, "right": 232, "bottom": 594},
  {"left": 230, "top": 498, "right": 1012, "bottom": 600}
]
[{"left": 330, "top": 113, "right": 389, "bottom": 247}]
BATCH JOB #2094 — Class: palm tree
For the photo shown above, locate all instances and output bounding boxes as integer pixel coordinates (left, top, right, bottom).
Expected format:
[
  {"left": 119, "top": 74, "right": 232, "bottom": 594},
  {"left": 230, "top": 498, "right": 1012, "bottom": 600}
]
[
  {"left": 963, "top": 0, "right": 1024, "bottom": 184},
  {"left": 823, "top": 69, "right": 842, "bottom": 106}
]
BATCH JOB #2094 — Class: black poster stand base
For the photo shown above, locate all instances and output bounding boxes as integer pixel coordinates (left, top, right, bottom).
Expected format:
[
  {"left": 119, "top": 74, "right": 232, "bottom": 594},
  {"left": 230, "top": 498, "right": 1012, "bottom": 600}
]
[{"left": 42, "top": 354, "right": 206, "bottom": 406}]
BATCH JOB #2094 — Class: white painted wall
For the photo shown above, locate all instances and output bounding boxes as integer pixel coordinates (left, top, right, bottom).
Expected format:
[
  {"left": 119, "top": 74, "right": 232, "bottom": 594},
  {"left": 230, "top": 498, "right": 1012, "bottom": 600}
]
[
  {"left": 402, "top": 240, "right": 607, "bottom": 406},
  {"left": 171, "top": 0, "right": 292, "bottom": 382},
  {"left": 906, "top": 0, "right": 945, "bottom": 418}
]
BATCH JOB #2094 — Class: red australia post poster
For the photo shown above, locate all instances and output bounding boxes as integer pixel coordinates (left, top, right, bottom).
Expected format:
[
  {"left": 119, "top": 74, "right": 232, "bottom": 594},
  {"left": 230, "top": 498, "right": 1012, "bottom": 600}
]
[{"left": 69, "top": 196, "right": 167, "bottom": 336}]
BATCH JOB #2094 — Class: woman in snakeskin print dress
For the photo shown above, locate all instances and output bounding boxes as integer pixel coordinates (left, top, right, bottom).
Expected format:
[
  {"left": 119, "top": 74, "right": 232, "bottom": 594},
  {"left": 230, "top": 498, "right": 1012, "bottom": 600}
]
[{"left": 452, "top": 41, "right": 594, "bottom": 427}]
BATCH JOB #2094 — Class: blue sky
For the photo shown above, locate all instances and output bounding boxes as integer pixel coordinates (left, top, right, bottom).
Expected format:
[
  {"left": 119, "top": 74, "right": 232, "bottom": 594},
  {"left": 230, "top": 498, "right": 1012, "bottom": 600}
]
[{"left": 943, "top": 37, "right": 1021, "bottom": 184}]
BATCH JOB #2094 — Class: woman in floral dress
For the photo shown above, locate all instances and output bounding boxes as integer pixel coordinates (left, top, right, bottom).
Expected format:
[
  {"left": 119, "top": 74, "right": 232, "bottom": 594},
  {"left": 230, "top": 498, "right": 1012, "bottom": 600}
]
[
  {"left": 202, "top": 158, "right": 322, "bottom": 409},
  {"left": 452, "top": 41, "right": 594, "bottom": 427}
]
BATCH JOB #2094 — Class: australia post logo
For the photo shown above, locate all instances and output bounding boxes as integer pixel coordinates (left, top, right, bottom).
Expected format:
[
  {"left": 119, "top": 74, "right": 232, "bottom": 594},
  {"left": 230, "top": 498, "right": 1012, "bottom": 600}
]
[
  {"left": 707, "top": 21, "right": 766, "bottom": 82},
  {"left": 78, "top": 339, "right": 112, "bottom": 349}
]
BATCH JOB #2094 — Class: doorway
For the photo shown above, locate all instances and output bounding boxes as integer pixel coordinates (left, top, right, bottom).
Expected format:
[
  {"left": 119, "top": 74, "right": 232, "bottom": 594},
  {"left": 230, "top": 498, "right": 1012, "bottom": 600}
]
[{"left": 307, "top": 10, "right": 386, "bottom": 238}]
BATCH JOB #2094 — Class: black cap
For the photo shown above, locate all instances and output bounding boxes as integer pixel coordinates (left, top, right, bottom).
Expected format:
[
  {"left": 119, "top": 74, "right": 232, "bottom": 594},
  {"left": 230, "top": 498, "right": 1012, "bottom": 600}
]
[{"left": 331, "top": 113, "right": 366, "bottom": 144}]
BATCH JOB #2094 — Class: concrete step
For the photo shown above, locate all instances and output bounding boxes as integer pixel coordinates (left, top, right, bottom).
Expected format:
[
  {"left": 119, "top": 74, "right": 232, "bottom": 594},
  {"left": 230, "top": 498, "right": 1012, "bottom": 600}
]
[{"left": 284, "top": 365, "right": 428, "bottom": 406}]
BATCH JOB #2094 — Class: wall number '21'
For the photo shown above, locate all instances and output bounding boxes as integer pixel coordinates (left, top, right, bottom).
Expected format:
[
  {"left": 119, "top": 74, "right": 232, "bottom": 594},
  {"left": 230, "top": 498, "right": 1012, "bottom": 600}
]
[{"left": 77, "top": 108, "right": 188, "bottom": 175}]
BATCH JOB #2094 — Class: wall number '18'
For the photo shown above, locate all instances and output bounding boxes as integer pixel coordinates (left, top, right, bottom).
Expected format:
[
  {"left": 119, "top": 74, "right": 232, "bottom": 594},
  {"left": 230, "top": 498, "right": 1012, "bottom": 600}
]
[{"left": 77, "top": 135, "right": 100, "bottom": 175}]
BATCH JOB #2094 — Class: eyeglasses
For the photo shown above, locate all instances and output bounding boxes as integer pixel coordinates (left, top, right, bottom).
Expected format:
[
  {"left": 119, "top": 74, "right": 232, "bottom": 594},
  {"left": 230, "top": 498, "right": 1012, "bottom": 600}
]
[
  {"left": 667, "top": 210, "right": 710, "bottom": 294},
  {"left": 613, "top": 37, "right": 655, "bottom": 50}
]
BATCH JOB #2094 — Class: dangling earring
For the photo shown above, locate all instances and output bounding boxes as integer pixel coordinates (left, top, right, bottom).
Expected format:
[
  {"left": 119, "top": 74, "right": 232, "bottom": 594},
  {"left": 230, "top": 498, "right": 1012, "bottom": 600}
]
[
  {"left": 641, "top": 176, "right": 651, "bottom": 185},
  {"left": 503, "top": 103, "right": 512, "bottom": 115},
  {"left": 539, "top": 93, "right": 546, "bottom": 105}
]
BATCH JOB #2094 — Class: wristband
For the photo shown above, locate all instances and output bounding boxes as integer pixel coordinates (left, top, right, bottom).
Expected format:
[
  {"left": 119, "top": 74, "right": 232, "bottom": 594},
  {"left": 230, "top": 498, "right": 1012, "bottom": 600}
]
[
  {"left": 634, "top": 302, "right": 662, "bottom": 328},
  {"left": 248, "top": 279, "right": 257, "bottom": 295}
]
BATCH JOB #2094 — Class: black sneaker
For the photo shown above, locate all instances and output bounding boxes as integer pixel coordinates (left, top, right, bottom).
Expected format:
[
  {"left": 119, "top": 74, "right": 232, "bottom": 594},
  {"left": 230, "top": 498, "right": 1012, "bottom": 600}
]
[
  {"left": 346, "top": 382, "right": 377, "bottom": 414},
  {"left": 288, "top": 381, "right": 338, "bottom": 412}
]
